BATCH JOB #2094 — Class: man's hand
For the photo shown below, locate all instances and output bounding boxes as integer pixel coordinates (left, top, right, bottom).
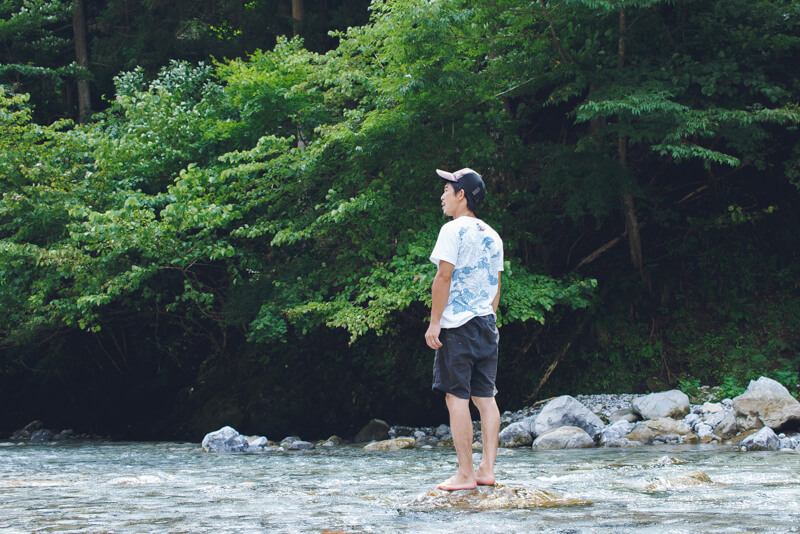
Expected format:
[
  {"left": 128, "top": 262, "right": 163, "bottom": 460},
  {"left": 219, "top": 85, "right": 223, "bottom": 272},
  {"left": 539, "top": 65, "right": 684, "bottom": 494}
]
[{"left": 425, "top": 322, "right": 442, "bottom": 350}]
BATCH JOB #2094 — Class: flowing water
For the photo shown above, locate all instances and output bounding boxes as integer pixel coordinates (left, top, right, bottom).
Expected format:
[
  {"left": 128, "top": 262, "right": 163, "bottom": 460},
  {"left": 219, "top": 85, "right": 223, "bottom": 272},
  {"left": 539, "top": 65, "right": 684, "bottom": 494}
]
[{"left": 1, "top": 441, "right": 799, "bottom": 533}]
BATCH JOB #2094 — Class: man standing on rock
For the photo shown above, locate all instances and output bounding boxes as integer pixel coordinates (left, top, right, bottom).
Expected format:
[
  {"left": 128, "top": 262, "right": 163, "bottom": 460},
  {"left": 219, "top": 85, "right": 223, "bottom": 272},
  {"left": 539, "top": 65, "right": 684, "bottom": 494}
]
[{"left": 425, "top": 167, "right": 504, "bottom": 491}]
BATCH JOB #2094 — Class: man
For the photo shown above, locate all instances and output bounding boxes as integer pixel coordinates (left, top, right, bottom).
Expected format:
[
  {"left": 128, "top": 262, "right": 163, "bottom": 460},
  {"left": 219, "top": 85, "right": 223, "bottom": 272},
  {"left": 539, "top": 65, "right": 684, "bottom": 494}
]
[{"left": 425, "top": 167, "right": 504, "bottom": 491}]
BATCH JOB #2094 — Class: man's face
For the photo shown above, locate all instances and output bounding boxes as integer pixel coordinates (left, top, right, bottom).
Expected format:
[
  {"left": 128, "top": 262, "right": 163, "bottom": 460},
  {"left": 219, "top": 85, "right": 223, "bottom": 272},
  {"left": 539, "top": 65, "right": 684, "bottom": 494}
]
[{"left": 441, "top": 183, "right": 461, "bottom": 217}]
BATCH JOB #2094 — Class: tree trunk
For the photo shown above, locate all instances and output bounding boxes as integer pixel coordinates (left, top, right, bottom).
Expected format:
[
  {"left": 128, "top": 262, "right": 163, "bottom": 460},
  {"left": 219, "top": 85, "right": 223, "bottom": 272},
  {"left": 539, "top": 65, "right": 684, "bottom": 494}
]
[
  {"left": 617, "top": 8, "right": 644, "bottom": 273},
  {"left": 292, "top": 0, "right": 304, "bottom": 37},
  {"left": 72, "top": 0, "right": 91, "bottom": 122}
]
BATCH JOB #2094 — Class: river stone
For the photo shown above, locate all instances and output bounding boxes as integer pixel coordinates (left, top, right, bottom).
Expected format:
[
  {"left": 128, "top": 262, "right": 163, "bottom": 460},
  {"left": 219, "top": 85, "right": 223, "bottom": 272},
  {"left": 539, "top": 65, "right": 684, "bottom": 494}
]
[
  {"left": 434, "top": 424, "right": 450, "bottom": 438},
  {"left": 739, "top": 426, "right": 779, "bottom": 451},
  {"left": 732, "top": 377, "right": 800, "bottom": 432},
  {"left": 363, "top": 437, "right": 415, "bottom": 451},
  {"left": 702, "top": 402, "right": 724, "bottom": 414},
  {"left": 30, "top": 429, "right": 55, "bottom": 443},
  {"left": 532, "top": 426, "right": 594, "bottom": 450},
  {"left": 631, "top": 390, "right": 690, "bottom": 420},
  {"left": 643, "top": 471, "right": 712, "bottom": 492},
  {"left": 625, "top": 418, "right": 692, "bottom": 444},
  {"left": 499, "top": 419, "right": 534, "bottom": 448},
  {"left": 201, "top": 426, "right": 249, "bottom": 452},
  {"left": 713, "top": 411, "right": 739, "bottom": 440},
  {"left": 355, "top": 419, "right": 390, "bottom": 443},
  {"left": 609, "top": 409, "right": 640, "bottom": 423},
  {"left": 599, "top": 420, "right": 634, "bottom": 445},
  {"left": 288, "top": 440, "right": 314, "bottom": 451},
  {"left": 532, "top": 396, "right": 604, "bottom": 439},
  {"left": 407, "top": 484, "right": 592, "bottom": 510}
]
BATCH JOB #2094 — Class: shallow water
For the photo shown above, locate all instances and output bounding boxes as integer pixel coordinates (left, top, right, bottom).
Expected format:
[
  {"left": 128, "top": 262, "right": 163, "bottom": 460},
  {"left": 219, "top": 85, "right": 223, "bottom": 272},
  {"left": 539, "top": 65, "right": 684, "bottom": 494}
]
[{"left": 1, "top": 441, "right": 799, "bottom": 533}]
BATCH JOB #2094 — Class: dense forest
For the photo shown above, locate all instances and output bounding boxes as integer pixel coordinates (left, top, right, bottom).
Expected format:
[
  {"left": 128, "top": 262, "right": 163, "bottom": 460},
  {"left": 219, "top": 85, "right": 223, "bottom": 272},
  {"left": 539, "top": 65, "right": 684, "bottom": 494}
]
[{"left": 2, "top": 0, "right": 799, "bottom": 441}]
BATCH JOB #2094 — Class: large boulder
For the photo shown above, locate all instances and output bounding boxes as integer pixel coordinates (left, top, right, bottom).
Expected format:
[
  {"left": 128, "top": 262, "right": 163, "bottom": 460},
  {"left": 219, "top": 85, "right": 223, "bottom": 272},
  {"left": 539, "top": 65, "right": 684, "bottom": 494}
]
[
  {"left": 201, "top": 426, "right": 249, "bottom": 452},
  {"left": 631, "top": 390, "right": 690, "bottom": 420},
  {"left": 625, "top": 418, "right": 693, "bottom": 444},
  {"left": 354, "top": 418, "right": 390, "bottom": 443},
  {"left": 499, "top": 417, "right": 535, "bottom": 448},
  {"left": 532, "top": 426, "right": 594, "bottom": 449},
  {"left": 532, "top": 396, "right": 604, "bottom": 439},
  {"left": 739, "top": 426, "right": 779, "bottom": 451},
  {"left": 732, "top": 377, "right": 800, "bottom": 432}
]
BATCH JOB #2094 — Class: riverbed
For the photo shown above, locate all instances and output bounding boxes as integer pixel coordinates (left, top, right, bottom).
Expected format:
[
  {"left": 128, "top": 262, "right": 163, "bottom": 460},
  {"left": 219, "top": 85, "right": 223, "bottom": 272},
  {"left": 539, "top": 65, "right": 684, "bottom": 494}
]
[{"left": 1, "top": 441, "right": 798, "bottom": 532}]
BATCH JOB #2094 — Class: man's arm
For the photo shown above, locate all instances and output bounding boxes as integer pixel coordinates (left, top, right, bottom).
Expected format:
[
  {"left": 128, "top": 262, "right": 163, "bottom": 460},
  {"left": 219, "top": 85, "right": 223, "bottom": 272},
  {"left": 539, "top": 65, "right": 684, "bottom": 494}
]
[
  {"left": 492, "top": 271, "right": 501, "bottom": 313},
  {"left": 425, "top": 260, "right": 454, "bottom": 350}
]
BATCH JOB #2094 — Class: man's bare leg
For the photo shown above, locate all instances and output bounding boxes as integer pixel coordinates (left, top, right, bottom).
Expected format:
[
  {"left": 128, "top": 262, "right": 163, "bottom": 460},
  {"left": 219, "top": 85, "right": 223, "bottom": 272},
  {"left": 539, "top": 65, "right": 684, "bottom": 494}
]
[
  {"left": 472, "top": 395, "right": 500, "bottom": 486},
  {"left": 437, "top": 393, "right": 477, "bottom": 491}
]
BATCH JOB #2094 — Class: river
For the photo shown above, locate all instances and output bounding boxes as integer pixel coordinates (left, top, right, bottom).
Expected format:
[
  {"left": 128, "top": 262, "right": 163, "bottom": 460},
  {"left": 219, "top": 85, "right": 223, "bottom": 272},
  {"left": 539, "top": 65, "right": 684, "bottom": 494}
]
[{"left": 1, "top": 441, "right": 798, "bottom": 532}]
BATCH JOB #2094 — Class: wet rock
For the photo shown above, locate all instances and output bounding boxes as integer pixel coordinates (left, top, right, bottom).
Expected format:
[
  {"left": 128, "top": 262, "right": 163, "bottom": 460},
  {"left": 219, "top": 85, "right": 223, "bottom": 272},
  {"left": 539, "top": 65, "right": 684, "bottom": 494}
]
[
  {"left": 318, "top": 435, "right": 343, "bottom": 447},
  {"left": 694, "top": 423, "right": 713, "bottom": 439},
  {"left": 437, "top": 438, "right": 454, "bottom": 448},
  {"left": 625, "top": 418, "right": 692, "bottom": 444},
  {"left": 414, "top": 435, "right": 440, "bottom": 447},
  {"left": 355, "top": 419, "right": 390, "bottom": 443},
  {"left": 609, "top": 409, "right": 640, "bottom": 423},
  {"left": 280, "top": 436, "right": 302, "bottom": 448},
  {"left": 363, "top": 437, "right": 415, "bottom": 451},
  {"left": 732, "top": 377, "right": 800, "bottom": 432},
  {"left": 778, "top": 436, "right": 799, "bottom": 450},
  {"left": 532, "top": 426, "right": 594, "bottom": 449},
  {"left": 739, "top": 427, "right": 779, "bottom": 451},
  {"left": 499, "top": 419, "right": 534, "bottom": 448},
  {"left": 29, "top": 429, "right": 55, "bottom": 443},
  {"left": 599, "top": 420, "right": 634, "bottom": 446},
  {"left": 288, "top": 440, "right": 315, "bottom": 451},
  {"left": 631, "top": 390, "right": 690, "bottom": 420},
  {"left": 407, "top": 484, "right": 592, "bottom": 510},
  {"left": 533, "top": 396, "right": 605, "bottom": 439},
  {"left": 201, "top": 426, "right": 249, "bottom": 452},
  {"left": 643, "top": 471, "right": 713, "bottom": 492}
]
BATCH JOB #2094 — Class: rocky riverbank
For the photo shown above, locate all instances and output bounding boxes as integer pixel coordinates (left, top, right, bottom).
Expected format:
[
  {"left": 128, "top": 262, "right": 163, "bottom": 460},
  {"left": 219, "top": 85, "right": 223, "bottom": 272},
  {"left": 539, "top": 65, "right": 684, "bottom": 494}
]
[{"left": 200, "top": 376, "right": 800, "bottom": 454}]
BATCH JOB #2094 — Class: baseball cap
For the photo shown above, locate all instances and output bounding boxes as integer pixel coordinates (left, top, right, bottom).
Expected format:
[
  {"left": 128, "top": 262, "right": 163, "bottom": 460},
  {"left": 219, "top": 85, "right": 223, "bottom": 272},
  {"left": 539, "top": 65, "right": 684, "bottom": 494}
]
[{"left": 436, "top": 167, "right": 486, "bottom": 205}]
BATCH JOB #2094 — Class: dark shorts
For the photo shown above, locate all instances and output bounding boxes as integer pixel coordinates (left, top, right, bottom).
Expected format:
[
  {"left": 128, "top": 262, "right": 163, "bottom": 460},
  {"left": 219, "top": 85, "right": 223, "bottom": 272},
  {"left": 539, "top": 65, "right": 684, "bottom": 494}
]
[{"left": 432, "top": 314, "right": 499, "bottom": 400}]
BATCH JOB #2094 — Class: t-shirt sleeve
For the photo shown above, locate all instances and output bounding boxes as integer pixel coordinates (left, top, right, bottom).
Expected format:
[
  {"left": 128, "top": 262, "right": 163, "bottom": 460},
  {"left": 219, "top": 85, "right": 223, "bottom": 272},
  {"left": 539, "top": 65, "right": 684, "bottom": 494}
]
[{"left": 430, "top": 224, "right": 458, "bottom": 266}]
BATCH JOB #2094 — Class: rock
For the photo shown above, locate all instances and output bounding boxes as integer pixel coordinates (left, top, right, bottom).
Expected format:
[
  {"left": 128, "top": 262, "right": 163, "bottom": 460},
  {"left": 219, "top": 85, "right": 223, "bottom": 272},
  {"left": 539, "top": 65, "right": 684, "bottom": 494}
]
[
  {"left": 363, "top": 437, "right": 415, "bottom": 451},
  {"left": 29, "top": 429, "right": 55, "bottom": 443},
  {"left": 280, "top": 436, "right": 302, "bottom": 448},
  {"left": 739, "top": 427, "right": 779, "bottom": 451},
  {"left": 318, "top": 435, "right": 343, "bottom": 447},
  {"left": 55, "top": 429, "right": 74, "bottom": 441},
  {"left": 437, "top": 438, "right": 454, "bottom": 448},
  {"left": 532, "top": 426, "right": 594, "bottom": 450},
  {"left": 599, "top": 420, "right": 634, "bottom": 445},
  {"left": 701, "top": 410, "right": 727, "bottom": 429},
  {"left": 413, "top": 430, "right": 427, "bottom": 439},
  {"left": 702, "top": 402, "right": 723, "bottom": 414},
  {"left": 732, "top": 377, "right": 800, "bottom": 432},
  {"left": 609, "top": 409, "right": 640, "bottom": 423},
  {"left": 713, "top": 411, "right": 739, "bottom": 440},
  {"left": 245, "top": 436, "right": 269, "bottom": 449},
  {"left": 631, "top": 390, "right": 690, "bottom": 420},
  {"left": 532, "top": 396, "right": 605, "bottom": 439},
  {"left": 695, "top": 423, "right": 713, "bottom": 439},
  {"left": 643, "top": 471, "right": 712, "bottom": 491},
  {"left": 499, "top": 419, "right": 534, "bottom": 448},
  {"left": 201, "top": 426, "right": 249, "bottom": 452},
  {"left": 415, "top": 435, "right": 440, "bottom": 447},
  {"left": 355, "top": 419, "right": 390, "bottom": 443},
  {"left": 625, "top": 418, "right": 692, "bottom": 444},
  {"left": 778, "top": 436, "right": 799, "bottom": 450},
  {"left": 407, "top": 484, "right": 592, "bottom": 510},
  {"left": 288, "top": 440, "right": 314, "bottom": 451},
  {"left": 434, "top": 424, "right": 450, "bottom": 438}
]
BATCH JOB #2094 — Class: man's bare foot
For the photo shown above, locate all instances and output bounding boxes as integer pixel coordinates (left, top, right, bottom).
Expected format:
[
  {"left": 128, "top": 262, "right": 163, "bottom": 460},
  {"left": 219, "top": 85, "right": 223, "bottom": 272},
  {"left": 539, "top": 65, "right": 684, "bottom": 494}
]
[
  {"left": 476, "top": 467, "right": 495, "bottom": 486},
  {"left": 436, "top": 474, "right": 477, "bottom": 491}
]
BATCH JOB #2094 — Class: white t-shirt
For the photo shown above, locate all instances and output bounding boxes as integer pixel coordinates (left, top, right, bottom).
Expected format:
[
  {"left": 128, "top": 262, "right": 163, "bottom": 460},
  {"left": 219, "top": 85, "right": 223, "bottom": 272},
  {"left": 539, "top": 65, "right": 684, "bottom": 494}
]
[{"left": 430, "top": 216, "right": 504, "bottom": 328}]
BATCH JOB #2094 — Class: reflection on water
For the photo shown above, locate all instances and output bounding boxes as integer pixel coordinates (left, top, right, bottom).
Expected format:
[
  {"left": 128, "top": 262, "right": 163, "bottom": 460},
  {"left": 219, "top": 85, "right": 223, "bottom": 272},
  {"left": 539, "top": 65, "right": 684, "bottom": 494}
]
[{"left": 1, "top": 442, "right": 799, "bottom": 533}]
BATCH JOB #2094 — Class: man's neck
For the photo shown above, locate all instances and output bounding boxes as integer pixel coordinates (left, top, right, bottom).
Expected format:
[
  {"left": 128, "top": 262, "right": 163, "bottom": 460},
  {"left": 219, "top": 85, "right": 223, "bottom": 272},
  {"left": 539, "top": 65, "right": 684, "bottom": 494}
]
[{"left": 451, "top": 206, "right": 475, "bottom": 219}]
